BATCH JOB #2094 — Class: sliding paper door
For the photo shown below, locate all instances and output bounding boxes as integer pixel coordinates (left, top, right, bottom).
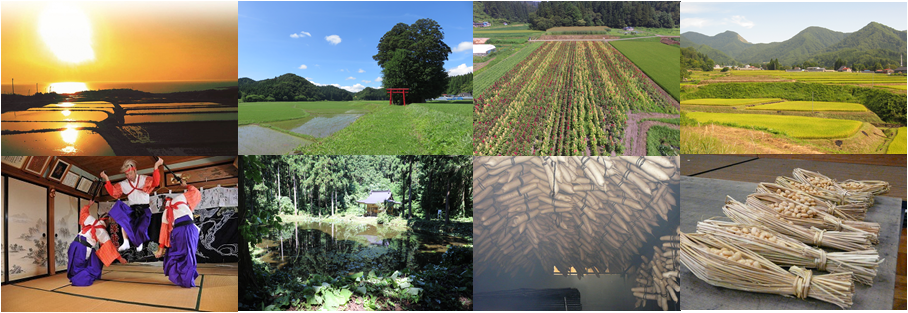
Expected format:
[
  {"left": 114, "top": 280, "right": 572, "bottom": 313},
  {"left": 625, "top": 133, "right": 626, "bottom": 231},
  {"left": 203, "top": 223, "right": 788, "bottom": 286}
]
[
  {"left": 7, "top": 178, "right": 48, "bottom": 281},
  {"left": 54, "top": 193, "right": 80, "bottom": 271}
]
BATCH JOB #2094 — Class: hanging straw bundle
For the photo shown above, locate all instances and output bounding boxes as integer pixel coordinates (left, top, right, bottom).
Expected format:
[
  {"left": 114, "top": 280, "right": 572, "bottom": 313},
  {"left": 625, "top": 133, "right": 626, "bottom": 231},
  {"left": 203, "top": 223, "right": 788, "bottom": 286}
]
[
  {"left": 473, "top": 156, "right": 680, "bottom": 281},
  {"left": 722, "top": 196, "right": 876, "bottom": 252},
  {"left": 745, "top": 193, "right": 880, "bottom": 240},
  {"left": 697, "top": 219, "right": 882, "bottom": 286},
  {"left": 680, "top": 233, "right": 855, "bottom": 309},
  {"left": 775, "top": 176, "right": 850, "bottom": 206},
  {"left": 755, "top": 182, "right": 867, "bottom": 221},
  {"left": 632, "top": 226, "right": 680, "bottom": 310},
  {"left": 792, "top": 168, "right": 875, "bottom": 206}
]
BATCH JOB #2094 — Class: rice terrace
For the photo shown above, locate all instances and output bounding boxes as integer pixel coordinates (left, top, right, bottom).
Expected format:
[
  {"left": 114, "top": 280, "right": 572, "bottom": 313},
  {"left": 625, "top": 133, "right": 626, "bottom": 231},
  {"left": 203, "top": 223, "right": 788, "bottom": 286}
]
[{"left": 473, "top": 1, "right": 681, "bottom": 156}]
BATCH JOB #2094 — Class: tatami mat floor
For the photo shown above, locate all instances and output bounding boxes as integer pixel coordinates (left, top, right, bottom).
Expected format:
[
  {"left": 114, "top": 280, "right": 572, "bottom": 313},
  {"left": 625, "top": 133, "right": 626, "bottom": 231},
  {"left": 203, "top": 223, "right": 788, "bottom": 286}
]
[
  {"left": 681, "top": 154, "right": 906, "bottom": 309},
  {"left": 1, "top": 262, "right": 237, "bottom": 312}
]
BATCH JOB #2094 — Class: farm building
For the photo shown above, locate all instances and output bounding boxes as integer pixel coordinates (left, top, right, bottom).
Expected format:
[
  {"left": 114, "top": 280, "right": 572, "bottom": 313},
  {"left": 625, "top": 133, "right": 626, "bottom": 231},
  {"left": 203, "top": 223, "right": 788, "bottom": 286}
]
[
  {"left": 875, "top": 69, "right": 894, "bottom": 74},
  {"left": 357, "top": 190, "right": 401, "bottom": 216},
  {"left": 806, "top": 67, "right": 827, "bottom": 72},
  {"left": 473, "top": 22, "right": 491, "bottom": 28},
  {"left": 474, "top": 44, "right": 496, "bottom": 57},
  {"left": 895, "top": 67, "right": 907, "bottom": 73},
  {"left": 473, "top": 38, "right": 490, "bottom": 44},
  {"left": 837, "top": 66, "right": 852, "bottom": 72},
  {"left": 457, "top": 92, "right": 472, "bottom": 98}
]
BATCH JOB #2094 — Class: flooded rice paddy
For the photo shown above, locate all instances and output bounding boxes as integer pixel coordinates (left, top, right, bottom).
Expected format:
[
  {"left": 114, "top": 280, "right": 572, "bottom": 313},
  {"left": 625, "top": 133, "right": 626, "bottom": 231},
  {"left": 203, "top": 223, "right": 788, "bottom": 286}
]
[
  {"left": 2, "top": 101, "right": 236, "bottom": 155},
  {"left": 237, "top": 125, "right": 312, "bottom": 155},
  {"left": 269, "top": 114, "right": 363, "bottom": 138},
  {"left": 255, "top": 221, "right": 468, "bottom": 276}
]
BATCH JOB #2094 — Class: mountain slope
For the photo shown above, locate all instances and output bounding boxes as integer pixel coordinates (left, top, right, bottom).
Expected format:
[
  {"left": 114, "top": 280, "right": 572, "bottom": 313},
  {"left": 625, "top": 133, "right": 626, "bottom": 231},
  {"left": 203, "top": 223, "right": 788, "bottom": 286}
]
[
  {"left": 681, "top": 30, "right": 752, "bottom": 58},
  {"left": 681, "top": 36, "right": 737, "bottom": 65},
  {"left": 733, "top": 26, "right": 849, "bottom": 65},
  {"left": 238, "top": 73, "right": 353, "bottom": 102}
]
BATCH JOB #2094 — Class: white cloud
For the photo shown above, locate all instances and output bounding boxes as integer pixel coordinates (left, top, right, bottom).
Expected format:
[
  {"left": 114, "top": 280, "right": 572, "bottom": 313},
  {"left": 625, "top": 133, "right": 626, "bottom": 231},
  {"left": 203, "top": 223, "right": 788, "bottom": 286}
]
[
  {"left": 362, "top": 80, "right": 372, "bottom": 83},
  {"left": 305, "top": 77, "right": 313, "bottom": 80},
  {"left": 298, "top": 64, "right": 307, "bottom": 69},
  {"left": 680, "top": 18, "right": 711, "bottom": 29},
  {"left": 375, "top": 77, "right": 383, "bottom": 82},
  {"left": 290, "top": 31, "right": 311, "bottom": 38},
  {"left": 358, "top": 68, "right": 365, "bottom": 73},
  {"left": 451, "top": 41, "right": 472, "bottom": 53},
  {"left": 346, "top": 76, "right": 355, "bottom": 80},
  {"left": 447, "top": 63, "right": 473, "bottom": 76},
  {"left": 325, "top": 35, "right": 342, "bottom": 45},
  {"left": 340, "top": 84, "right": 366, "bottom": 92},
  {"left": 725, "top": 15, "right": 754, "bottom": 29}
]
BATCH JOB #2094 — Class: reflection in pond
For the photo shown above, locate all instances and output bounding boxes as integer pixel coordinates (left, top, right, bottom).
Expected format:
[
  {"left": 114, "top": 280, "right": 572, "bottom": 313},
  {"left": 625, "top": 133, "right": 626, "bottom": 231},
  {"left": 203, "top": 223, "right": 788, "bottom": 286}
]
[{"left": 256, "top": 221, "right": 467, "bottom": 276}]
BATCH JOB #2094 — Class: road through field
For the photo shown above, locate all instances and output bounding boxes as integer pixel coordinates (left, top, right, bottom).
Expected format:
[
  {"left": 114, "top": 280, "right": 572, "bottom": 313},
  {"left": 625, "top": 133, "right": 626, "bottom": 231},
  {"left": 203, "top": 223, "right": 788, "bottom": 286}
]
[{"left": 624, "top": 112, "right": 679, "bottom": 156}]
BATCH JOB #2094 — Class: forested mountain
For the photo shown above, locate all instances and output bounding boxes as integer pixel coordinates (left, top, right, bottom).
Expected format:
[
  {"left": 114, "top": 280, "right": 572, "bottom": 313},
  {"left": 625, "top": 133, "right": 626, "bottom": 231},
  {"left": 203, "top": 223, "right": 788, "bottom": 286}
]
[
  {"left": 680, "top": 38, "right": 737, "bottom": 66},
  {"left": 528, "top": 1, "right": 679, "bottom": 30},
  {"left": 446, "top": 73, "right": 472, "bottom": 95},
  {"left": 238, "top": 73, "right": 352, "bottom": 102},
  {"left": 681, "top": 22, "right": 906, "bottom": 68},
  {"left": 353, "top": 87, "right": 389, "bottom": 100},
  {"left": 474, "top": 1, "right": 537, "bottom": 24},
  {"left": 681, "top": 47, "right": 716, "bottom": 72}
]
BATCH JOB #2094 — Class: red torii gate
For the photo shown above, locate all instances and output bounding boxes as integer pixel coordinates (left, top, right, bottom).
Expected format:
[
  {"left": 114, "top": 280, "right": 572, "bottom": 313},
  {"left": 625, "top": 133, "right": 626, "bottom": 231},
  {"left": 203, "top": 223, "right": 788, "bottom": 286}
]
[{"left": 386, "top": 88, "right": 409, "bottom": 105}]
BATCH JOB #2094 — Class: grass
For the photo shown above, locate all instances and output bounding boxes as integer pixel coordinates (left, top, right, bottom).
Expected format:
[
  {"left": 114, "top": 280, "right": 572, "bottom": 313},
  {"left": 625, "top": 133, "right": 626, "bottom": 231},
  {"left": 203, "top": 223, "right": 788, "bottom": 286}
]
[
  {"left": 239, "top": 102, "right": 311, "bottom": 125},
  {"left": 887, "top": 127, "right": 907, "bottom": 154},
  {"left": 876, "top": 85, "right": 907, "bottom": 90},
  {"left": 681, "top": 98, "right": 783, "bottom": 106},
  {"left": 646, "top": 125, "right": 679, "bottom": 156},
  {"left": 298, "top": 102, "right": 471, "bottom": 155},
  {"left": 746, "top": 101, "right": 868, "bottom": 112},
  {"left": 609, "top": 39, "right": 680, "bottom": 101},
  {"left": 691, "top": 70, "right": 908, "bottom": 86},
  {"left": 685, "top": 112, "right": 863, "bottom": 139},
  {"left": 475, "top": 42, "right": 543, "bottom": 95}
]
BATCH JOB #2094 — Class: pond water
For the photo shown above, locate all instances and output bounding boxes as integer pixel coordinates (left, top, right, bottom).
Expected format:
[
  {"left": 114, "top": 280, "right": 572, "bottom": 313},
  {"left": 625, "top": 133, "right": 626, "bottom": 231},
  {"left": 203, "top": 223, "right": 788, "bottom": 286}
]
[
  {"left": 125, "top": 112, "right": 237, "bottom": 123},
  {"left": 238, "top": 125, "right": 312, "bottom": 155},
  {"left": 1, "top": 110, "right": 110, "bottom": 122},
  {"left": 1, "top": 130, "right": 114, "bottom": 155},
  {"left": 270, "top": 114, "right": 362, "bottom": 138},
  {"left": 255, "top": 221, "right": 468, "bottom": 277}
]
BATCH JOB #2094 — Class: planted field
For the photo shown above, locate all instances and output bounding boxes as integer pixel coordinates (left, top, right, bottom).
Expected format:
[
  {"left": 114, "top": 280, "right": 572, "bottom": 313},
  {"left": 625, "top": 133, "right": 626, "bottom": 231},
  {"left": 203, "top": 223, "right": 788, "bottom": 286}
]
[
  {"left": 876, "top": 85, "right": 907, "bottom": 90},
  {"left": 473, "top": 41, "right": 676, "bottom": 156},
  {"left": 747, "top": 101, "right": 868, "bottom": 112},
  {"left": 239, "top": 102, "right": 311, "bottom": 125},
  {"left": 609, "top": 39, "right": 680, "bottom": 101},
  {"left": 888, "top": 127, "right": 907, "bottom": 154},
  {"left": 474, "top": 42, "right": 542, "bottom": 95},
  {"left": 685, "top": 112, "right": 863, "bottom": 139},
  {"left": 681, "top": 98, "right": 782, "bottom": 106},
  {"left": 696, "top": 71, "right": 908, "bottom": 86}
]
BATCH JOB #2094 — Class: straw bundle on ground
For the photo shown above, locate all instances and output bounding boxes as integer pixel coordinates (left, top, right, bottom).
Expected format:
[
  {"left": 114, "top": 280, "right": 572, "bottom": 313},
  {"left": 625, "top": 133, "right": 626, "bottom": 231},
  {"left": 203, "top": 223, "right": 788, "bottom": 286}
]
[
  {"left": 745, "top": 193, "right": 880, "bottom": 240},
  {"left": 473, "top": 156, "right": 679, "bottom": 281},
  {"left": 680, "top": 233, "right": 855, "bottom": 309},
  {"left": 696, "top": 219, "right": 882, "bottom": 286},
  {"left": 791, "top": 168, "right": 876, "bottom": 206},
  {"left": 722, "top": 196, "right": 876, "bottom": 252},
  {"left": 632, "top": 226, "right": 680, "bottom": 310},
  {"left": 775, "top": 176, "right": 850, "bottom": 206},
  {"left": 755, "top": 182, "right": 867, "bottom": 221}
]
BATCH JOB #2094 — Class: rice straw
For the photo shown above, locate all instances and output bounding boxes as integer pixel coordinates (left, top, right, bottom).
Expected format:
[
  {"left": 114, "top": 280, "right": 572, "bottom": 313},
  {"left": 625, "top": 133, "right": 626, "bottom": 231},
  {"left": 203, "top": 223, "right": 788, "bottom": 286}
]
[
  {"left": 792, "top": 168, "right": 875, "bottom": 206},
  {"left": 697, "top": 218, "right": 882, "bottom": 286},
  {"left": 746, "top": 193, "right": 880, "bottom": 241},
  {"left": 681, "top": 233, "right": 855, "bottom": 309},
  {"left": 755, "top": 182, "right": 867, "bottom": 221}
]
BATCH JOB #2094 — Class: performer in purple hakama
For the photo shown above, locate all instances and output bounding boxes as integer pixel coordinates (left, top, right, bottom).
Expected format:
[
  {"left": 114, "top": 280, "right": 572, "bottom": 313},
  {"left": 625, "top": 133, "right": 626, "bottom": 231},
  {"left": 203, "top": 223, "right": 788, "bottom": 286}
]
[
  {"left": 101, "top": 158, "right": 163, "bottom": 251},
  {"left": 68, "top": 201, "right": 127, "bottom": 286},
  {"left": 154, "top": 180, "right": 201, "bottom": 288}
]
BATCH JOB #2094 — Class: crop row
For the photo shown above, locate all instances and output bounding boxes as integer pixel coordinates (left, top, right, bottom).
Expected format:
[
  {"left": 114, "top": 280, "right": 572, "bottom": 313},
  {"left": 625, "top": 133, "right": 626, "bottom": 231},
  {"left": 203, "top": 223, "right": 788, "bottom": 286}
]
[
  {"left": 474, "top": 42, "right": 543, "bottom": 95},
  {"left": 474, "top": 41, "right": 675, "bottom": 156}
]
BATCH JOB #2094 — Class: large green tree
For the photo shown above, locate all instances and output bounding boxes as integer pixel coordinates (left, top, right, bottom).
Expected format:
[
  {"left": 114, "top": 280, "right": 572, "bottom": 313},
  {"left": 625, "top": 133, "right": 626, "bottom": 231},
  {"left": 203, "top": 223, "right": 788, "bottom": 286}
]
[{"left": 373, "top": 19, "right": 452, "bottom": 105}]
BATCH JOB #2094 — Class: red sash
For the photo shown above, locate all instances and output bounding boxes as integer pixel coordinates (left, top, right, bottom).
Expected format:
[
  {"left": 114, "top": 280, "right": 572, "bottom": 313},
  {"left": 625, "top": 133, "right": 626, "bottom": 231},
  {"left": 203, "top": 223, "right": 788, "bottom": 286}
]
[{"left": 81, "top": 219, "right": 105, "bottom": 242}]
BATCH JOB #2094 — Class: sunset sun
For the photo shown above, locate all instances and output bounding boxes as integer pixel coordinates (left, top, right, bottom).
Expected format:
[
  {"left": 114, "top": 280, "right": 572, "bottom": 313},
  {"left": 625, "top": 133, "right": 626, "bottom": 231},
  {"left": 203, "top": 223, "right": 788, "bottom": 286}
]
[{"left": 39, "top": 3, "right": 94, "bottom": 63}]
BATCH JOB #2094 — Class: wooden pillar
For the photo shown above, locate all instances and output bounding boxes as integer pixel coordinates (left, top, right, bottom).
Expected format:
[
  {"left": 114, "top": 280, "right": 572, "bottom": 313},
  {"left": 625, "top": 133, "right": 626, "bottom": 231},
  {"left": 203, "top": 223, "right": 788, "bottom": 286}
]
[
  {"left": 403, "top": 90, "right": 406, "bottom": 105},
  {"left": 47, "top": 187, "right": 55, "bottom": 275}
]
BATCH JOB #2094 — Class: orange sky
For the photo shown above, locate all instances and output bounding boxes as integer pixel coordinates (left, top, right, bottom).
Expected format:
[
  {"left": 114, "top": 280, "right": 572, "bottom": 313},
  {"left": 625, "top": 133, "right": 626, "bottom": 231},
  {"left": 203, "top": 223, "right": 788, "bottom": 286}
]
[{"left": 1, "top": 1, "right": 237, "bottom": 83}]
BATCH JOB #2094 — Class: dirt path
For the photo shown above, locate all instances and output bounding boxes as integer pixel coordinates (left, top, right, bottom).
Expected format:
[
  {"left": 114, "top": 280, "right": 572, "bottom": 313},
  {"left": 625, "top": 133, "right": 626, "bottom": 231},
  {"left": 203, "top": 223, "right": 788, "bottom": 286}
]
[
  {"left": 623, "top": 112, "right": 679, "bottom": 156},
  {"left": 530, "top": 35, "right": 662, "bottom": 42},
  {"left": 474, "top": 56, "right": 495, "bottom": 72}
]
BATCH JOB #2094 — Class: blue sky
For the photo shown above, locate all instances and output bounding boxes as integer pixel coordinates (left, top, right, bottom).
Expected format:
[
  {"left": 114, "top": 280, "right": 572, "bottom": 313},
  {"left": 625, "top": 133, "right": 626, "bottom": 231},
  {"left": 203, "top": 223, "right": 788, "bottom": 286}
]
[
  {"left": 681, "top": 2, "right": 907, "bottom": 43},
  {"left": 239, "top": 1, "right": 473, "bottom": 92}
]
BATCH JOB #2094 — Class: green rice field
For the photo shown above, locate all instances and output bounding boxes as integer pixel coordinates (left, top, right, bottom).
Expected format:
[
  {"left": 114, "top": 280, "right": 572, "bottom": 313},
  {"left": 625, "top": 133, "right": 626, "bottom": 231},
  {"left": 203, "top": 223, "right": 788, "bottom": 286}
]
[
  {"left": 680, "top": 98, "right": 783, "bottom": 106},
  {"left": 888, "top": 127, "right": 907, "bottom": 154},
  {"left": 691, "top": 70, "right": 907, "bottom": 86},
  {"left": 746, "top": 101, "right": 868, "bottom": 112},
  {"left": 610, "top": 38, "right": 680, "bottom": 101},
  {"left": 685, "top": 112, "right": 863, "bottom": 139}
]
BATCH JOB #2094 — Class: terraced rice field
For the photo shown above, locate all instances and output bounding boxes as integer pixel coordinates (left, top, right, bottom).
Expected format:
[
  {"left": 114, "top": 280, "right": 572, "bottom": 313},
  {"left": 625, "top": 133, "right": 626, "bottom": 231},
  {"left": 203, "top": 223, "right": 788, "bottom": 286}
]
[
  {"left": 887, "top": 127, "right": 907, "bottom": 154},
  {"left": 473, "top": 41, "right": 676, "bottom": 156},
  {"left": 685, "top": 112, "right": 863, "bottom": 139},
  {"left": 746, "top": 101, "right": 868, "bottom": 112},
  {"left": 692, "top": 70, "right": 908, "bottom": 86},
  {"left": 680, "top": 98, "right": 782, "bottom": 106}
]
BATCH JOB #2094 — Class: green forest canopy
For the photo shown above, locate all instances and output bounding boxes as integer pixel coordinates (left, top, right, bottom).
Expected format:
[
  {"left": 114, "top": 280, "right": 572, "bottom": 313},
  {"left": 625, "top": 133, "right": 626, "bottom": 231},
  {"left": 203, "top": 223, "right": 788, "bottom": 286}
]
[
  {"left": 528, "top": 1, "right": 679, "bottom": 30},
  {"left": 239, "top": 73, "right": 472, "bottom": 102}
]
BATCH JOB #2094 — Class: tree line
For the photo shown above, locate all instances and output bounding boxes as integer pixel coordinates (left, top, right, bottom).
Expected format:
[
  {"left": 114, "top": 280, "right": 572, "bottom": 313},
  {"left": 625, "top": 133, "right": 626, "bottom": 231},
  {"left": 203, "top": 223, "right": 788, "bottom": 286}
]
[{"left": 529, "top": 1, "right": 679, "bottom": 31}]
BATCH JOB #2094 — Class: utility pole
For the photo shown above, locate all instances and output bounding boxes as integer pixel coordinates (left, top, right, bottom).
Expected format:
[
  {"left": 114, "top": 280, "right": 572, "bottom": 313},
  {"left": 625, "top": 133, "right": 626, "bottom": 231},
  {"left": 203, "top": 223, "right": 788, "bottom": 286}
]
[{"left": 11, "top": 78, "right": 14, "bottom": 95}]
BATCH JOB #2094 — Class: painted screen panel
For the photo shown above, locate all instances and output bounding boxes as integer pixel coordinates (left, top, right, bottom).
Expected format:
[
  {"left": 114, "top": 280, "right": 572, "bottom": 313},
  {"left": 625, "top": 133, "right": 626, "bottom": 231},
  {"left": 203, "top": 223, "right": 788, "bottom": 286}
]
[
  {"left": 7, "top": 178, "right": 48, "bottom": 281},
  {"left": 54, "top": 193, "right": 79, "bottom": 271}
]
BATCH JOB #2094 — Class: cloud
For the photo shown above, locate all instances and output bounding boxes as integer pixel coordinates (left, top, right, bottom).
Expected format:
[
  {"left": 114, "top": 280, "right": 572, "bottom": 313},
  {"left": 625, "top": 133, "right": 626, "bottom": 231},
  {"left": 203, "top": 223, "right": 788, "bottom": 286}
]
[
  {"left": 346, "top": 76, "right": 355, "bottom": 80},
  {"left": 290, "top": 31, "right": 311, "bottom": 38},
  {"left": 325, "top": 35, "right": 342, "bottom": 45},
  {"left": 447, "top": 63, "right": 473, "bottom": 76},
  {"left": 680, "top": 18, "right": 711, "bottom": 29},
  {"left": 362, "top": 80, "right": 372, "bottom": 83},
  {"left": 451, "top": 41, "right": 472, "bottom": 53},
  {"left": 305, "top": 77, "right": 313, "bottom": 80},
  {"left": 725, "top": 15, "right": 754, "bottom": 29},
  {"left": 298, "top": 64, "right": 307, "bottom": 69},
  {"left": 341, "top": 84, "right": 366, "bottom": 92},
  {"left": 358, "top": 68, "right": 365, "bottom": 73},
  {"left": 680, "top": 3, "right": 710, "bottom": 14},
  {"left": 375, "top": 77, "right": 383, "bottom": 82}
]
